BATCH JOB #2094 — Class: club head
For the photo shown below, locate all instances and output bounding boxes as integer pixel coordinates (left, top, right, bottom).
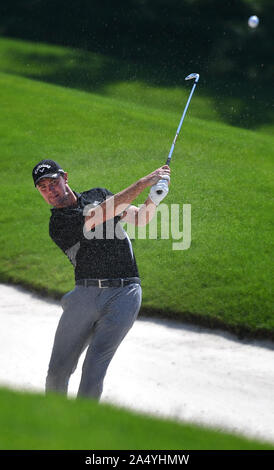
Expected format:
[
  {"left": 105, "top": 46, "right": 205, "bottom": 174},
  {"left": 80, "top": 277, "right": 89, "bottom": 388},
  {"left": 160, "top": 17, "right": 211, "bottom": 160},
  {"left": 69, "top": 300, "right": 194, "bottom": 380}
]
[{"left": 185, "top": 73, "right": 200, "bottom": 83}]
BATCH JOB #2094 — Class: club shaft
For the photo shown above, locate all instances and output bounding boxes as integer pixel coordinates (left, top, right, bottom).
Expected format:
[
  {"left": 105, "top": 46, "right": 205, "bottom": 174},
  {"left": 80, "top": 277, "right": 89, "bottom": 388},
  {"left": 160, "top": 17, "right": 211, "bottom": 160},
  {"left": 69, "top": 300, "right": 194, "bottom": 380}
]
[{"left": 166, "top": 80, "right": 198, "bottom": 166}]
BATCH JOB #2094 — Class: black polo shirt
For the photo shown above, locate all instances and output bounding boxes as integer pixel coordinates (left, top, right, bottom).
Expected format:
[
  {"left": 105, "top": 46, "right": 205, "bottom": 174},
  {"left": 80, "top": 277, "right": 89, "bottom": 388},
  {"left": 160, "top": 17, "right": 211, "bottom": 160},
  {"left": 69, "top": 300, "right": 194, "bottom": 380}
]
[{"left": 49, "top": 188, "right": 139, "bottom": 280}]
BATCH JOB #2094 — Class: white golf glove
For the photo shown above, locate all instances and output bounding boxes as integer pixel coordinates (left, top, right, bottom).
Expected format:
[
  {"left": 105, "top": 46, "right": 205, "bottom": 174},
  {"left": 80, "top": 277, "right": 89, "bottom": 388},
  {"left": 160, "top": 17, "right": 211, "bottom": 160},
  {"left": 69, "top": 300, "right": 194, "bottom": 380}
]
[{"left": 149, "top": 175, "right": 170, "bottom": 206}]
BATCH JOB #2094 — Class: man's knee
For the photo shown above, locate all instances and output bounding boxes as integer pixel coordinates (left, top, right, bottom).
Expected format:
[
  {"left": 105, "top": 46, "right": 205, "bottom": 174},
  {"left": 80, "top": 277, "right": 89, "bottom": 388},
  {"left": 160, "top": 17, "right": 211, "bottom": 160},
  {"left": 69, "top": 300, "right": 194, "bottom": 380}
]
[
  {"left": 77, "top": 379, "right": 103, "bottom": 401},
  {"left": 45, "top": 369, "right": 70, "bottom": 394}
]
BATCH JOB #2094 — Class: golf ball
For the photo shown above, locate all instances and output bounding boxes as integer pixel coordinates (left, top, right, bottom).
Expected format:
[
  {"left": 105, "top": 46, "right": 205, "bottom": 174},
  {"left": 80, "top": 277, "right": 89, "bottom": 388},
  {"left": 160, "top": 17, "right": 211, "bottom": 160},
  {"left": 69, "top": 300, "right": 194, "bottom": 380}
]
[{"left": 248, "top": 15, "right": 259, "bottom": 28}]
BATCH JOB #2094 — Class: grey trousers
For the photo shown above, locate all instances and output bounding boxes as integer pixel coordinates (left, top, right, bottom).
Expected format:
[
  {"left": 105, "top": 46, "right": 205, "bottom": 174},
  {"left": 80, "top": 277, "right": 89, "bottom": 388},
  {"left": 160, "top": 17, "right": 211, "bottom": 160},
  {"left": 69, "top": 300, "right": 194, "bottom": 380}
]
[{"left": 46, "top": 282, "right": 142, "bottom": 400}]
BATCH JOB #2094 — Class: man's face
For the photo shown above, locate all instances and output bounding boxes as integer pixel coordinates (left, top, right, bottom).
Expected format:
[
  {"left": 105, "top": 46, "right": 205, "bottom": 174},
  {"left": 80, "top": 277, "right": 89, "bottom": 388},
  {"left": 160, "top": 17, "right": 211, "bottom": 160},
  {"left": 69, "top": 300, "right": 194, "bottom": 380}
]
[{"left": 36, "top": 173, "right": 69, "bottom": 208}]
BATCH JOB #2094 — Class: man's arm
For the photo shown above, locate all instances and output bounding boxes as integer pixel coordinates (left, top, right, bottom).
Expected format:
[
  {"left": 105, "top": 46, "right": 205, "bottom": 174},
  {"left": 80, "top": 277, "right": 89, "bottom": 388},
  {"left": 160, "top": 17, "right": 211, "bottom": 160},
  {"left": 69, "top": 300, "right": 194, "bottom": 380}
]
[{"left": 84, "top": 165, "right": 170, "bottom": 230}]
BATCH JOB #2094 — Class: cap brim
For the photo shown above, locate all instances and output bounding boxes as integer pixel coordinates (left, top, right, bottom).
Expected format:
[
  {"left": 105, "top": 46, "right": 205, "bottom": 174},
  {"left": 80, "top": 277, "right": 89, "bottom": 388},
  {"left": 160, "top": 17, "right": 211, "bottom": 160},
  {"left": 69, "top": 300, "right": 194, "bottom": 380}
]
[{"left": 35, "top": 172, "right": 60, "bottom": 185}]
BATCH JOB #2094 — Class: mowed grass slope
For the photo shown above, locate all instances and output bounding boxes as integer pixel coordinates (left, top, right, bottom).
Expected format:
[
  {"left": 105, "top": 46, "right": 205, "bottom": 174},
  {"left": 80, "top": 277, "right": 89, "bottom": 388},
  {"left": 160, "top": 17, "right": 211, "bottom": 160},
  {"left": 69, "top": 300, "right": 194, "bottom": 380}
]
[
  {"left": 0, "top": 37, "right": 272, "bottom": 135},
  {"left": 0, "top": 39, "right": 273, "bottom": 337},
  {"left": 0, "top": 388, "right": 273, "bottom": 450}
]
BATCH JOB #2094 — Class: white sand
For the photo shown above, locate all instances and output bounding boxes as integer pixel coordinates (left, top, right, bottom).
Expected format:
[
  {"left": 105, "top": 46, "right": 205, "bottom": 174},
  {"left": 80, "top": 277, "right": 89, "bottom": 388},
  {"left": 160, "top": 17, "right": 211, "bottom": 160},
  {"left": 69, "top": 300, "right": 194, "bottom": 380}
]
[{"left": 0, "top": 283, "right": 274, "bottom": 444}]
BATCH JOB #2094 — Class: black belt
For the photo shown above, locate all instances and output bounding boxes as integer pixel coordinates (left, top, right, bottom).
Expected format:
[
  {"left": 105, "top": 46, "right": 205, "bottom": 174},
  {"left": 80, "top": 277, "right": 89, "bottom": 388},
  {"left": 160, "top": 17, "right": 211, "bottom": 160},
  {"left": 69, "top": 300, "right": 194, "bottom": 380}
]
[{"left": 76, "top": 277, "right": 141, "bottom": 288}]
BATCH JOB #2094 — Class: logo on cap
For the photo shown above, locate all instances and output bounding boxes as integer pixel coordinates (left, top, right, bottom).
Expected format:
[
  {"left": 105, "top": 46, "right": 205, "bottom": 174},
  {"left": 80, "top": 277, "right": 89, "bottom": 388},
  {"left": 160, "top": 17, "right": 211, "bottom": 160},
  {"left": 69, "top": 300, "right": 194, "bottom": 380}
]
[{"left": 34, "top": 164, "right": 52, "bottom": 175}]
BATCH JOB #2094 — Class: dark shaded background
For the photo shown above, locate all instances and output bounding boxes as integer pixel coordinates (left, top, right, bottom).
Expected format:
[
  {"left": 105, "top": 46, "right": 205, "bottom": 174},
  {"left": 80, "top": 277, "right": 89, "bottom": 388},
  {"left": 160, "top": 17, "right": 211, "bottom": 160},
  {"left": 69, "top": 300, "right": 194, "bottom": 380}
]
[{"left": 0, "top": 0, "right": 273, "bottom": 128}]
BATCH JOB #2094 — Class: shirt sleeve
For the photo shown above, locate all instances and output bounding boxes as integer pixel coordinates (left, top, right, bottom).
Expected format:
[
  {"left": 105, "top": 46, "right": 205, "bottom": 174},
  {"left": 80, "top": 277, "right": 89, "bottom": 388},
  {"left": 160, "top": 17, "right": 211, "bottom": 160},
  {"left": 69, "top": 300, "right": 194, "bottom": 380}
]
[
  {"left": 100, "top": 188, "right": 124, "bottom": 221},
  {"left": 101, "top": 188, "right": 114, "bottom": 199}
]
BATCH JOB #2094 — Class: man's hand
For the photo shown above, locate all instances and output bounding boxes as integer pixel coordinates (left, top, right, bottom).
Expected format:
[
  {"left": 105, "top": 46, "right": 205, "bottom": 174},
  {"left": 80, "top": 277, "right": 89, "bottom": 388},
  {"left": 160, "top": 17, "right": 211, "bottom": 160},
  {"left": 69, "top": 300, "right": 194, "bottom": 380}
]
[
  {"left": 141, "top": 165, "right": 171, "bottom": 187},
  {"left": 149, "top": 177, "right": 170, "bottom": 206},
  {"left": 144, "top": 165, "right": 171, "bottom": 206}
]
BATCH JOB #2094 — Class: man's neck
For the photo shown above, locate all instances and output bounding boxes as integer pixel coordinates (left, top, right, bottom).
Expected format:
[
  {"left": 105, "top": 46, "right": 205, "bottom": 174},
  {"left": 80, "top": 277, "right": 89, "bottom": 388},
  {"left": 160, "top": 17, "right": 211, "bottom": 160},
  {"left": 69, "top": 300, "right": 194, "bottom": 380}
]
[{"left": 53, "top": 187, "right": 78, "bottom": 209}]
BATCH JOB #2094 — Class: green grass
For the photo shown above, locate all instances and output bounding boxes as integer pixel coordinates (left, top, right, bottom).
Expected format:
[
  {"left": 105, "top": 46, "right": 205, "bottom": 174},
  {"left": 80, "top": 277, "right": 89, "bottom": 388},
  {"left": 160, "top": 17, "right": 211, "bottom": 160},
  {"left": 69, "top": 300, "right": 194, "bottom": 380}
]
[
  {"left": 0, "top": 38, "right": 273, "bottom": 338},
  {"left": 0, "top": 387, "right": 272, "bottom": 450},
  {"left": 0, "top": 37, "right": 272, "bottom": 134}
]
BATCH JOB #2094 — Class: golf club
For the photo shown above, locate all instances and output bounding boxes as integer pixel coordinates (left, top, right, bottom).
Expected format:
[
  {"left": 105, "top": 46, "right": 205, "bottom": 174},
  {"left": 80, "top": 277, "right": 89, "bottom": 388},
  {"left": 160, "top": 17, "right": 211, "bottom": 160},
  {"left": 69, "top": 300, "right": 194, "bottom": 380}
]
[{"left": 155, "top": 73, "right": 200, "bottom": 195}]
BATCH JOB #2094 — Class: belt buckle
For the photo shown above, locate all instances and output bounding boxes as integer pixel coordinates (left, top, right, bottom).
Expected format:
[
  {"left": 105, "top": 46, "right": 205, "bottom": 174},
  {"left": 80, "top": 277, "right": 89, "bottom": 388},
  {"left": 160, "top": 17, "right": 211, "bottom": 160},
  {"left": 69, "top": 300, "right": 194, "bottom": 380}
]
[{"left": 98, "top": 279, "right": 109, "bottom": 288}]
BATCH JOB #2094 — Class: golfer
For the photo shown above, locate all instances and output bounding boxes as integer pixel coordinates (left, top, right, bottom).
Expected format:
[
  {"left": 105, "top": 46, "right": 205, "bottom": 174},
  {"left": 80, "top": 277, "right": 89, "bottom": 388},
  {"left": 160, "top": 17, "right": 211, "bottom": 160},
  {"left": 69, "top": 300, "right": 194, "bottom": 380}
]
[{"left": 32, "top": 159, "right": 170, "bottom": 400}]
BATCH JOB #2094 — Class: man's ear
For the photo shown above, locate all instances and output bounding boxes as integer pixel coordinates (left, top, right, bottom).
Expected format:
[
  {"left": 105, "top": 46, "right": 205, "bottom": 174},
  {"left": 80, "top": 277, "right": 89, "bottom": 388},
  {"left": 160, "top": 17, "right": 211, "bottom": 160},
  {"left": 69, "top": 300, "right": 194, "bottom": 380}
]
[{"left": 63, "top": 172, "right": 68, "bottom": 184}]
